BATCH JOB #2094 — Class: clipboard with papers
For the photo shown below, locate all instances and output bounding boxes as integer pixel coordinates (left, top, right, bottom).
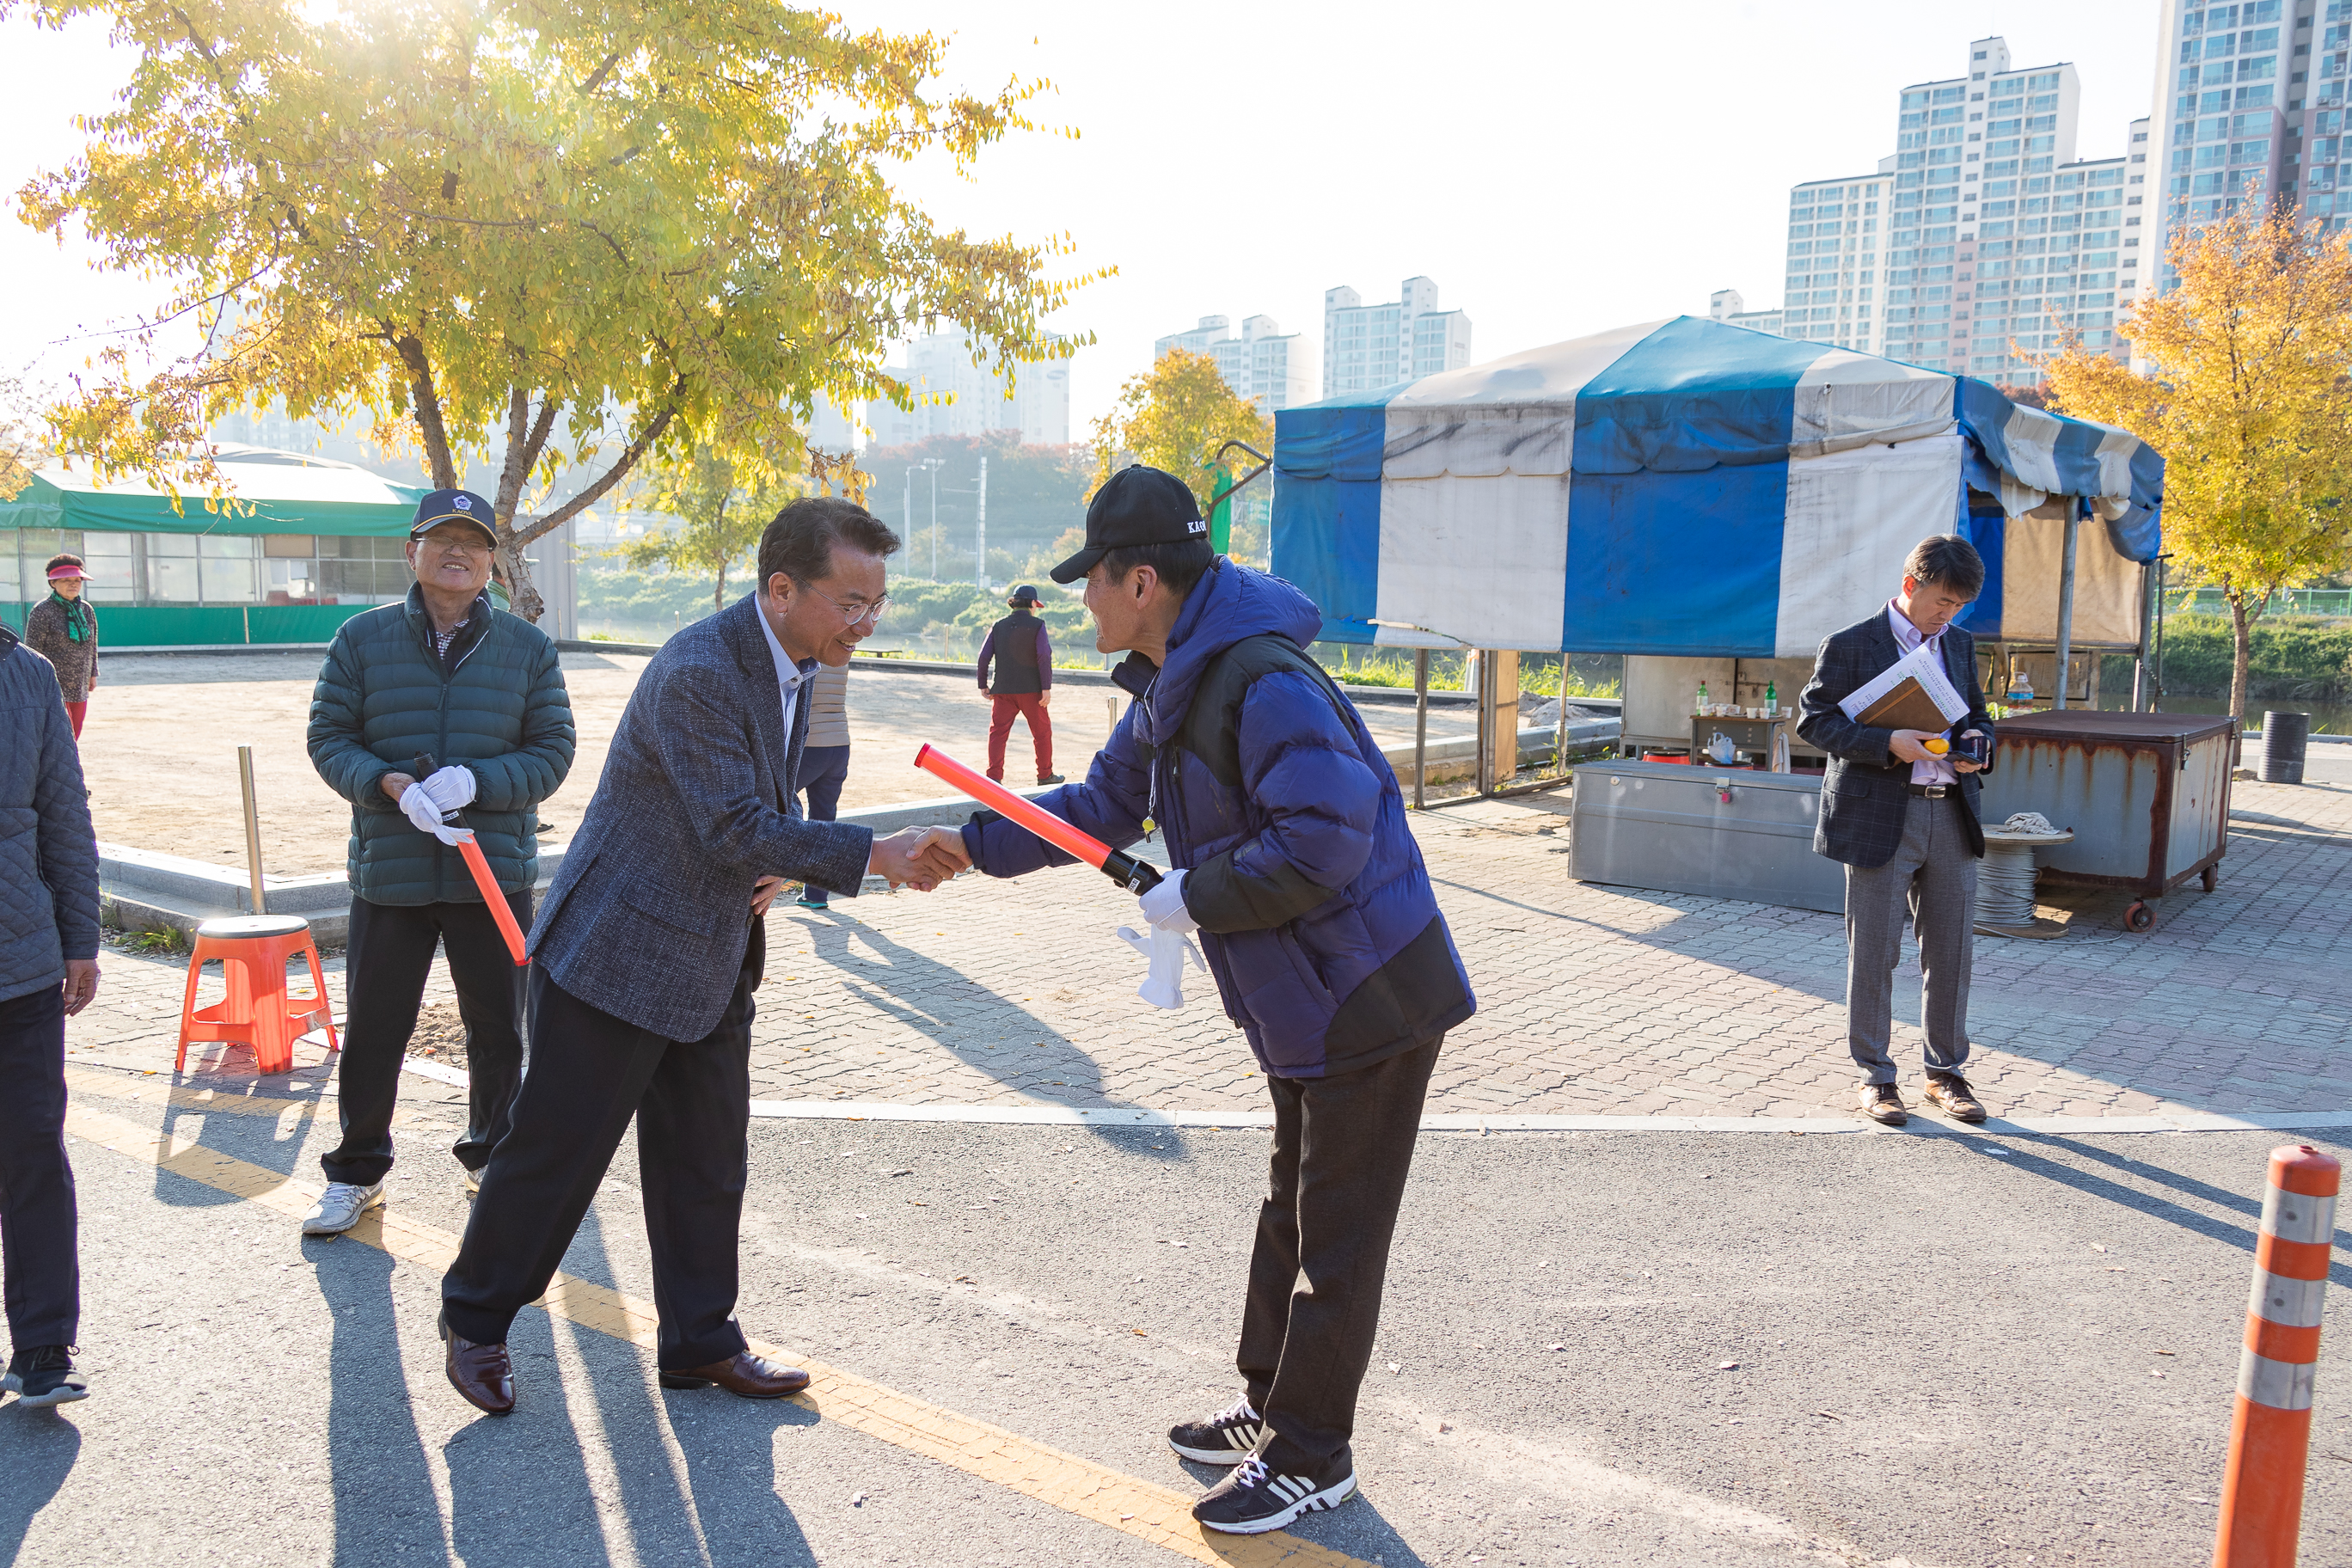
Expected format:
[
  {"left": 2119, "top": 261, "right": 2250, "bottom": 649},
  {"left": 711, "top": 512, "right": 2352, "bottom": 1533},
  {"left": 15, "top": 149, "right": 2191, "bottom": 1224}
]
[{"left": 1837, "top": 640, "right": 1971, "bottom": 732}]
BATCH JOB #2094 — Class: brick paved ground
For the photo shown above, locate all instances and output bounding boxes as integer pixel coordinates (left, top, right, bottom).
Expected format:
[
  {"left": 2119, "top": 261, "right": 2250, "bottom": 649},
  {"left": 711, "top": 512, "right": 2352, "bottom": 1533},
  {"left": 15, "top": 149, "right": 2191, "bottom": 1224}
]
[{"left": 71, "top": 765, "right": 2352, "bottom": 1123}]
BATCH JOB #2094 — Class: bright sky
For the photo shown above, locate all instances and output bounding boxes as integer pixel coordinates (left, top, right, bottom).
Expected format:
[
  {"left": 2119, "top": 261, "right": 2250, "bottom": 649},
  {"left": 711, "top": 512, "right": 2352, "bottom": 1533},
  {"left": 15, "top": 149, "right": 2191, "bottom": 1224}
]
[{"left": 0, "top": 0, "right": 2158, "bottom": 437}]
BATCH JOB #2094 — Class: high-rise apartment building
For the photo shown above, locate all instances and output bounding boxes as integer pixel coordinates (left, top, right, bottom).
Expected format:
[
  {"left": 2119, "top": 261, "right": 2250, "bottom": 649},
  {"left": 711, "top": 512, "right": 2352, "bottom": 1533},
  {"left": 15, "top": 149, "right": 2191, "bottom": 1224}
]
[
  {"left": 2141, "top": 1, "right": 2343, "bottom": 309},
  {"left": 1321, "top": 277, "right": 1473, "bottom": 398},
  {"left": 1706, "top": 288, "right": 1787, "bottom": 337},
  {"left": 1781, "top": 37, "right": 2132, "bottom": 384},
  {"left": 1153, "top": 314, "right": 1318, "bottom": 413},
  {"left": 864, "top": 328, "right": 1072, "bottom": 449}
]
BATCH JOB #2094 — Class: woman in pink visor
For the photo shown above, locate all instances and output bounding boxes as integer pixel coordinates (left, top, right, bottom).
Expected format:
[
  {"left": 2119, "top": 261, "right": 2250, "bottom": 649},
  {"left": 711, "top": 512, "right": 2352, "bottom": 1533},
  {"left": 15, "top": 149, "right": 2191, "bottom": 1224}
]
[{"left": 24, "top": 554, "right": 97, "bottom": 738}]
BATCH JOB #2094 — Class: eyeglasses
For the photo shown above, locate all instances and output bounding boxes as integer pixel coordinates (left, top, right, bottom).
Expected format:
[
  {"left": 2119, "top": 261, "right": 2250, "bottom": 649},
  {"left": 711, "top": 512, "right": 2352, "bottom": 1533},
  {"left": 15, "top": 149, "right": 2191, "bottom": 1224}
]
[
  {"left": 419, "top": 532, "right": 494, "bottom": 556},
  {"left": 805, "top": 585, "right": 888, "bottom": 625}
]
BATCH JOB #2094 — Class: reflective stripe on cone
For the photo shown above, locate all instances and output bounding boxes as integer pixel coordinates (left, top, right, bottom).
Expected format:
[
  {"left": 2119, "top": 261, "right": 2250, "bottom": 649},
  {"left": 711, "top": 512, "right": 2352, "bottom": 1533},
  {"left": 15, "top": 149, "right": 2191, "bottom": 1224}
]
[{"left": 2213, "top": 1144, "right": 2339, "bottom": 1568}]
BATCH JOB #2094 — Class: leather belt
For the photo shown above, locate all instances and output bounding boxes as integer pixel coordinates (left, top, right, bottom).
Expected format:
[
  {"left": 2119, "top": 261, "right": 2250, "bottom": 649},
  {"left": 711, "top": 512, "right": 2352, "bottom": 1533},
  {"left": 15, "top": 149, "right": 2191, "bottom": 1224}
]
[{"left": 1907, "top": 783, "right": 1954, "bottom": 798}]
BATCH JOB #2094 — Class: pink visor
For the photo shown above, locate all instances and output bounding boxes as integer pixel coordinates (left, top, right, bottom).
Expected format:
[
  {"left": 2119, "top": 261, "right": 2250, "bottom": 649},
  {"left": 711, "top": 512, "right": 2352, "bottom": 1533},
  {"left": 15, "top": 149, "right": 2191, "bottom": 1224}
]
[{"left": 46, "top": 563, "right": 89, "bottom": 581}]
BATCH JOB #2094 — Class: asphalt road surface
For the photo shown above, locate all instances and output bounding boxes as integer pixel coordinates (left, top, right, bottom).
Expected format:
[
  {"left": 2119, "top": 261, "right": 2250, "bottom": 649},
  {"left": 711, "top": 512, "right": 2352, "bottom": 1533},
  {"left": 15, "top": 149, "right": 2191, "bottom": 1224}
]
[{"left": 6, "top": 1061, "right": 2348, "bottom": 1568}]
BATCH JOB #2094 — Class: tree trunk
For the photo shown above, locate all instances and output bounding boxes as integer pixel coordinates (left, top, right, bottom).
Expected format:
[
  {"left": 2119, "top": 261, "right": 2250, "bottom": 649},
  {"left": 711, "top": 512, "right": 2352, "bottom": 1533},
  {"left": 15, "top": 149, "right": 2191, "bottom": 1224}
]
[
  {"left": 499, "top": 536, "right": 544, "bottom": 625},
  {"left": 714, "top": 564, "right": 726, "bottom": 618}
]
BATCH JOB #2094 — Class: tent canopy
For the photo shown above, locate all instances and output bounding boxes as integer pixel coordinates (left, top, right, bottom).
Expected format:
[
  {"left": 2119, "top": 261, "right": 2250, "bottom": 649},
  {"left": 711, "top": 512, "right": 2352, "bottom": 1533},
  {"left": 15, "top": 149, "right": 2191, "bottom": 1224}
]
[
  {"left": 0, "top": 444, "right": 426, "bottom": 538},
  {"left": 1271, "top": 315, "right": 2164, "bottom": 656}
]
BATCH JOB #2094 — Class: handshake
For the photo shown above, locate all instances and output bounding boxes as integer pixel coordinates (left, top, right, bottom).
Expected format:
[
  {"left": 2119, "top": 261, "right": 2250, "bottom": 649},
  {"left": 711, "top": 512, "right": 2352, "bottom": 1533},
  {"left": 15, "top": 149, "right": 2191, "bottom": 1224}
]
[{"left": 866, "top": 824, "right": 973, "bottom": 891}]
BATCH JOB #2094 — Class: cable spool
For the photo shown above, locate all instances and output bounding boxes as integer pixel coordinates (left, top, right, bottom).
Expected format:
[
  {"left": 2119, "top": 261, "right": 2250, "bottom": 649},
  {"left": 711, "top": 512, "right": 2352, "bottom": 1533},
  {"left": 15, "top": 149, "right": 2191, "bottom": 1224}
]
[{"left": 1976, "top": 812, "right": 2067, "bottom": 928}]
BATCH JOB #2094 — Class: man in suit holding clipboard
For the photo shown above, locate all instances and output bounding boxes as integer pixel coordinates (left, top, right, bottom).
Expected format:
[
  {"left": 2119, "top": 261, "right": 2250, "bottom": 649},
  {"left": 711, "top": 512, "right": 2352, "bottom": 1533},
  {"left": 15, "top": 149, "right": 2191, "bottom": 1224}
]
[{"left": 1798, "top": 536, "right": 1996, "bottom": 1128}]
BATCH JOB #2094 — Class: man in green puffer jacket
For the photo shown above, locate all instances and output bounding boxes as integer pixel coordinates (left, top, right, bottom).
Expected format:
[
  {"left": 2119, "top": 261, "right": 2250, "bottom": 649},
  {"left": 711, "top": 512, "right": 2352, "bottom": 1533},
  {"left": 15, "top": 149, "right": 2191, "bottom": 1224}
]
[{"left": 304, "top": 488, "right": 576, "bottom": 1234}]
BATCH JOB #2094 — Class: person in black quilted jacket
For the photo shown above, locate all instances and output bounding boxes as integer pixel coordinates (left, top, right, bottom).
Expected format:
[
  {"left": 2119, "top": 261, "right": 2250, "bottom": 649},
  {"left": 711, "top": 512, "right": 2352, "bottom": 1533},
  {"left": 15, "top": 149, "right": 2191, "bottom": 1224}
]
[
  {"left": 0, "top": 619, "right": 100, "bottom": 1407},
  {"left": 303, "top": 489, "right": 576, "bottom": 1235}
]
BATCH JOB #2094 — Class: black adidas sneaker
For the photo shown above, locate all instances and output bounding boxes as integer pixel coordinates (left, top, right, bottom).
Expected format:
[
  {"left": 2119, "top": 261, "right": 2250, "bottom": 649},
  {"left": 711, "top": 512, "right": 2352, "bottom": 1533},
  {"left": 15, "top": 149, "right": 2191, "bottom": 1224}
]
[
  {"left": 3, "top": 1345, "right": 89, "bottom": 1409},
  {"left": 1191, "top": 1452, "right": 1358, "bottom": 1534},
  {"left": 1167, "top": 1394, "right": 1267, "bottom": 1465}
]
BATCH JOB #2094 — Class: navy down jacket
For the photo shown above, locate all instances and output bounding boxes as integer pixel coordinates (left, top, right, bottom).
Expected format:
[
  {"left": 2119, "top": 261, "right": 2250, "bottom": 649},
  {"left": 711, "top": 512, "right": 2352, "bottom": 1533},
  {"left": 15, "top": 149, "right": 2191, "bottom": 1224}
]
[{"left": 961, "top": 560, "right": 1473, "bottom": 1078}]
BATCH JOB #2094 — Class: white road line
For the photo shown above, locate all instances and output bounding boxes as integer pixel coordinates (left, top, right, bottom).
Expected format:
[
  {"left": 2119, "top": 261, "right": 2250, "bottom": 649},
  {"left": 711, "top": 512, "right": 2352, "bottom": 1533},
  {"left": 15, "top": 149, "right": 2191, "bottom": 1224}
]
[{"left": 390, "top": 1059, "right": 2352, "bottom": 1136}]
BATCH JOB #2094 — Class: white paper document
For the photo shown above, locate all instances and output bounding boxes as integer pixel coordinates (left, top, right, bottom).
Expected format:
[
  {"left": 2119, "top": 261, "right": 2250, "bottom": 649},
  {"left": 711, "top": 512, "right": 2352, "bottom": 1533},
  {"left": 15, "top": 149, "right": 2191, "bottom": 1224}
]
[{"left": 1836, "top": 639, "right": 1970, "bottom": 726}]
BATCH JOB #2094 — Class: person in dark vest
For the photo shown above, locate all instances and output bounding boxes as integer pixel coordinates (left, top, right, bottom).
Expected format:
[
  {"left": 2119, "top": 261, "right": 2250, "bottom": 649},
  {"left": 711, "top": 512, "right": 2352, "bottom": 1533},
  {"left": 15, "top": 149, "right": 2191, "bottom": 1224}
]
[
  {"left": 977, "top": 585, "right": 1063, "bottom": 785},
  {"left": 793, "top": 660, "right": 852, "bottom": 908}
]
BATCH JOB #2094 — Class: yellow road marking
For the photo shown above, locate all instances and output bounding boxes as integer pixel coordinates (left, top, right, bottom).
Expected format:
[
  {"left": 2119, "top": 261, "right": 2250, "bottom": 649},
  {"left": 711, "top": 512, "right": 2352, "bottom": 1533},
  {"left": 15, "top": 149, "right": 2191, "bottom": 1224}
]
[
  {"left": 62, "top": 1067, "right": 408, "bottom": 1125},
  {"left": 61, "top": 1096, "right": 1369, "bottom": 1568}
]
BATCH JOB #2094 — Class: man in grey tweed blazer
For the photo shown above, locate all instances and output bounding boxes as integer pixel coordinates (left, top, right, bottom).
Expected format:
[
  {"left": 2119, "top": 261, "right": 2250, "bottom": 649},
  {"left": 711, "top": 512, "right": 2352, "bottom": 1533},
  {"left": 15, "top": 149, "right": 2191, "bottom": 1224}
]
[
  {"left": 1797, "top": 535, "right": 1997, "bottom": 1130},
  {"left": 439, "top": 498, "right": 962, "bottom": 1415}
]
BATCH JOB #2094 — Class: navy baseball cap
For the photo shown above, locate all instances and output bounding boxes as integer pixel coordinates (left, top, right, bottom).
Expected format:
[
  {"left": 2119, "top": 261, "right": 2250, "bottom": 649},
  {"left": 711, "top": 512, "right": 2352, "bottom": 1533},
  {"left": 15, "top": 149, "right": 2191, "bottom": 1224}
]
[
  {"left": 1049, "top": 465, "right": 1207, "bottom": 584},
  {"left": 411, "top": 488, "right": 497, "bottom": 545},
  {"left": 1008, "top": 585, "right": 1042, "bottom": 606}
]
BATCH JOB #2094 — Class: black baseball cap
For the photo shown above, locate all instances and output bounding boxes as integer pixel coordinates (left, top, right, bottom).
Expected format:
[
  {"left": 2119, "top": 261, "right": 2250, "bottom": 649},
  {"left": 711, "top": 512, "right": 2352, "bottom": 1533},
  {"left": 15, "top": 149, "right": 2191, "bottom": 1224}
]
[
  {"left": 1008, "top": 585, "right": 1042, "bottom": 607},
  {"left": 1049, "top": 465, "right": 1208, "bottom": 584},
  {"left": 411, "top": 488, "right": 497, "bottom": 545}
]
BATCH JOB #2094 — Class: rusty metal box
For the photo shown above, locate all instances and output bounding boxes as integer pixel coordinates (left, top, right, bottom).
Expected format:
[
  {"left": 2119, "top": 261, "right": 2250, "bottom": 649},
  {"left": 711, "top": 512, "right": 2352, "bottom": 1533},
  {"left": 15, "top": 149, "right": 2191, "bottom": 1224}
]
[{"left": 1977, "top": 711, "right": 2234, "bottom": 897}]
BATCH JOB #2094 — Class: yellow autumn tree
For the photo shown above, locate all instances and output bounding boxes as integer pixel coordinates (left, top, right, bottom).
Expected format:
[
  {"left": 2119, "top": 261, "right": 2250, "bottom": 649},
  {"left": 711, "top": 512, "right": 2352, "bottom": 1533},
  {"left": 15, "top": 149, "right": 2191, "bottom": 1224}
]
[
  {"left": 1089, "top": 348, "right": 1272, "bottom": 515},
  {"left": 2038, "top": 199, "right": 2352, "bottom": 725},
  {"left": 15, "top": 0, "right": 1098, "bottom": 621}
]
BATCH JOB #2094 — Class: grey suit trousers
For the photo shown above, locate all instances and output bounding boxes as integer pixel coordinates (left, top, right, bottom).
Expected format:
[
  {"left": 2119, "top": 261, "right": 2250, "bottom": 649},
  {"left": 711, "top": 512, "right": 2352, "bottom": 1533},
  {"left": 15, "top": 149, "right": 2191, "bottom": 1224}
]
[{"left": 1844, "top": 793, "right": 1977, "bottom": 1082}]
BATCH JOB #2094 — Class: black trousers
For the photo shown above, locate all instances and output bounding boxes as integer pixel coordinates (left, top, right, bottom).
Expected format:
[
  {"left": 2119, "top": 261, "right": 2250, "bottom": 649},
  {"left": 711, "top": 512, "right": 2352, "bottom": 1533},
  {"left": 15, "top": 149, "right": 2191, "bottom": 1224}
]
[
  {"left": 1239, "top": 1036, "right": 1440, "bottom": 1474},
  {"left": 440, "top": 921, "right": 761, "bottom": 1371},
  {"left": 323, "top": 891, "right": 534, "bottom": 1186},
  {"left": 0, "top": 982, "right": 78, "bottom": 1350}
]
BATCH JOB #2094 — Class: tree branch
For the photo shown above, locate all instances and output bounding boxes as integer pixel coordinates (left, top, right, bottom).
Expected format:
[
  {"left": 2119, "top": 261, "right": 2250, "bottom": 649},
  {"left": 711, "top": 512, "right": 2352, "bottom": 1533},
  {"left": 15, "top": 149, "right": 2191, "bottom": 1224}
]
[
  {"left": 391, "top": 330, "right": 458, "bottom": 489},
  {"left": 578, "top": 51, "right": 624, "bottom": 96},
  {"left": 511, "top": 396, "right": 681, "bottom": 546}
]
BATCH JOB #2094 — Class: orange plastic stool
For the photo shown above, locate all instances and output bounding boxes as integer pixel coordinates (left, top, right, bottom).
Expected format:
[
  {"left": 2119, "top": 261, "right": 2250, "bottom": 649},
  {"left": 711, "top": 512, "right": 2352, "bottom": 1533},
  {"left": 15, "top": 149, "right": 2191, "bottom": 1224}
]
[{"left": 175, "top": 915, "right": 340, "bottom": 1075}]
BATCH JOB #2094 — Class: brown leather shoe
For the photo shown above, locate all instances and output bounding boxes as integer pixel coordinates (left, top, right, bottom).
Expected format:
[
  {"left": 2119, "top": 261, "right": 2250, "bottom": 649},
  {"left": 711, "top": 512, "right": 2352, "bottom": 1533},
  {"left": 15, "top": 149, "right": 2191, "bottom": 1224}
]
[
  {"left": 659, "top": 1350, "right": 811, "bottom": 1399},
  {"left": 442, "top": 1316, "right": 515, "bottom": 1415},
  {"left": 1858, "top": 1081, "right": 1909, "bottom": 1126},
  {"left": 1924, "top": 1073, "right": 1989, "bottom": 1124}
]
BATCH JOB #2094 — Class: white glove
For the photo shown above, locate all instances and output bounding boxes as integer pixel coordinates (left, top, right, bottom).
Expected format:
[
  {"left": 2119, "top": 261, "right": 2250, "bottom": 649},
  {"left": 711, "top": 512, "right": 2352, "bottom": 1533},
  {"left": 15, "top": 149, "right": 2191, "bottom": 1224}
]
[
  {"left": 421, "top": 764, "right": 477, "bottom": 813},
  {"left": 1137, "top": 867, "right": 1198, "bottom": 934},
  {"left": 399, "top": 774, "right": 467, "bottom": 846},
  {"left": 1116, "top": 924, "right": 1207, "bottom": 1010}
]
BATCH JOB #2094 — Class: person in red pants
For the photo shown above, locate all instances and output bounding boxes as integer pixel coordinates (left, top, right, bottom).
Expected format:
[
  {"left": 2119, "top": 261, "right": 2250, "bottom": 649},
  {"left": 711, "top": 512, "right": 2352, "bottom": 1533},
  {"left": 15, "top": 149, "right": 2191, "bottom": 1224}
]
[{"left": 977, "top": 585, "right": 1063, "bottom": 785}]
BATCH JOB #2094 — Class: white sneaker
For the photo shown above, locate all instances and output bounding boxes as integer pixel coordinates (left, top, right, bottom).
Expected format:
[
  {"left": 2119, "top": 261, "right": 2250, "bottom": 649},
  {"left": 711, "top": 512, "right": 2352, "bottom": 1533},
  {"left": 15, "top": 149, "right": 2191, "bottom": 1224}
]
[{"left": 301, "top": 1180, "right": 385, "bottom": 1235}]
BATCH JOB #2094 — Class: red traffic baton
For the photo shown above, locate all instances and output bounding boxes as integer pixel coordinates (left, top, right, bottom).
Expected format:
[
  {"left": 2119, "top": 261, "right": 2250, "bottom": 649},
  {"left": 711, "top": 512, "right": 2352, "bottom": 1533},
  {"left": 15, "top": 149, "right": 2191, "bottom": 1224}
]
[
  {"left": 2213, "top": 1143, "right": 2339, "bottom": 1568},
  {"left": 913, "top": 744, "right": 1162, "bottom": 895},
  {"left": 451, "top": 830, "right": 530, "bottom": 967},
  {"left": 414, "top": 753, "right": 530, "bottom": 967}
]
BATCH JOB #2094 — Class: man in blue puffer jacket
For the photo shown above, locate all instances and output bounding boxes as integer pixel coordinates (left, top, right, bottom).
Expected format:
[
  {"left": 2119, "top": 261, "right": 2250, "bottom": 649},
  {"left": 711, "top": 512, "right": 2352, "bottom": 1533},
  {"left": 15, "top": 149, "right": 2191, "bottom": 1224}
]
[{"left": 950, "top": 465, "right": 1474, "bottom": 1534}]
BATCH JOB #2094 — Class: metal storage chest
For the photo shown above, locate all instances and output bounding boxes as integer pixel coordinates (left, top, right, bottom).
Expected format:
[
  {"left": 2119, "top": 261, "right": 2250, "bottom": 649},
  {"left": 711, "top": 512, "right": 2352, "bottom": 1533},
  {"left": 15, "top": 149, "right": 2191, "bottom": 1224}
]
[
  {"left": 1976, "top": 711, "right": 2234, "bottom": 900},
  {"left": 1569, "top": 762, "right": 1845, "bottom": 914}
]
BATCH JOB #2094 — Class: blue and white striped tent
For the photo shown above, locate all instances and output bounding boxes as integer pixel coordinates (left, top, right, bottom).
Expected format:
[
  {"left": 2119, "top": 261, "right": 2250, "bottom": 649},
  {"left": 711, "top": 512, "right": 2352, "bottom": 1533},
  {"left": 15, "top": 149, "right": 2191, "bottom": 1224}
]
[{"left": 1271, "top": 315, "right": 2164, "bottom": 657}]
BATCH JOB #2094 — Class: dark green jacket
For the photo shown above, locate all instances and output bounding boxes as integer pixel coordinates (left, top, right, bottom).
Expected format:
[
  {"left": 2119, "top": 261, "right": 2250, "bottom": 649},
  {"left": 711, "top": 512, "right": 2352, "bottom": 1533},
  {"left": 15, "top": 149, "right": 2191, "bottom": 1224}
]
[{"left": 307, "top": 587, "right": 575, "bottom": 905}]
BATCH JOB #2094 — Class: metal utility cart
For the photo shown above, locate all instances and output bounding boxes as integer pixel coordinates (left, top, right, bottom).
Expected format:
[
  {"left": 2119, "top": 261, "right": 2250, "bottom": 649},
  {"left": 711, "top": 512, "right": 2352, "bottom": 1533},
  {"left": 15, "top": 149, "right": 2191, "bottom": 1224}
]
[{"left": 1976, "top": 710, "right": 2235, "bottom": 932}]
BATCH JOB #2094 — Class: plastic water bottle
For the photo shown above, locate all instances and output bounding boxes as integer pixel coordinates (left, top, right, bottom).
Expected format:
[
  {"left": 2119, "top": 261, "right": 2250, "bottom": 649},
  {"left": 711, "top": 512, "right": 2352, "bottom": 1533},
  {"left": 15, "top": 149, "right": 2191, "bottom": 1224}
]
[{"left": 1695, "top": 681, "right": 1709, "bottom": 714}]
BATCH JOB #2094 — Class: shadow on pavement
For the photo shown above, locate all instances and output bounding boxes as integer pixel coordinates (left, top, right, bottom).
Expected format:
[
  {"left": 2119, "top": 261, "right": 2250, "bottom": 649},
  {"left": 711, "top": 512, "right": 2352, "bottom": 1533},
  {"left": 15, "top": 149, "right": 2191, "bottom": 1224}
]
[
  {"left": 443, "top": 1309, "right": 610, "bottom": 1565},
  {"left": 145, "top": 1066, "right": 321, "bottom": 1210},
  {"left": 314, "top": 1242, "right": 445, "bottom": 1565},
  {"left": 0, "top": 1406, "right": 81, "bottom": 1565},
  {"left": 1906, "top": 1120, "right": 2352, "bottom": 1288},
  {"left": 787, "top": 908, "right": 1154, "bottom": 1144}
]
